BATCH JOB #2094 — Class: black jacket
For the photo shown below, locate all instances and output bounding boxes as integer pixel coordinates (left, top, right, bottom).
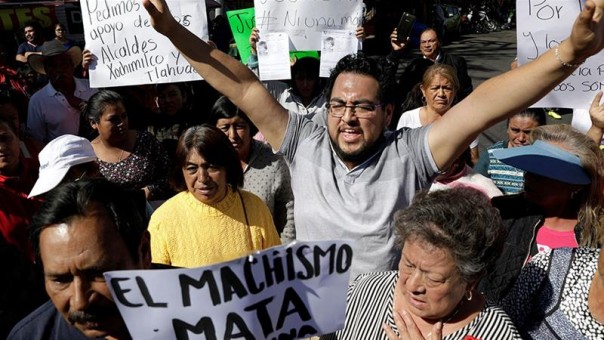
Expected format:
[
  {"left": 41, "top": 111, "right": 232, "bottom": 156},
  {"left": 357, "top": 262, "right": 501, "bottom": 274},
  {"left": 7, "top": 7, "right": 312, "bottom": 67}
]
[{"left": 478, "top": 194, "right": 581, "bottom": 302}]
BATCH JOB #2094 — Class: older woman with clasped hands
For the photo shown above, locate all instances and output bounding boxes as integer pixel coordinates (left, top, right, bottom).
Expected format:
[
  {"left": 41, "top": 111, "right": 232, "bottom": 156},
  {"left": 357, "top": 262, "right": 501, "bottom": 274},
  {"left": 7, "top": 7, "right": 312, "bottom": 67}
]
[{"left": 321, "top": 188, "right": 520, "bottom": 340}]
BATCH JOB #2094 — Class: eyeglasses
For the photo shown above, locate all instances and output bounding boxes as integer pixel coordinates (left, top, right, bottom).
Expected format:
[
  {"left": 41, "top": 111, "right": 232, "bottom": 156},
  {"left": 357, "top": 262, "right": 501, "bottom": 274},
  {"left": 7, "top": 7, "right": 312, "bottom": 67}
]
[{"left": 327, "top": 101, "right": 383, "bottom": 119}]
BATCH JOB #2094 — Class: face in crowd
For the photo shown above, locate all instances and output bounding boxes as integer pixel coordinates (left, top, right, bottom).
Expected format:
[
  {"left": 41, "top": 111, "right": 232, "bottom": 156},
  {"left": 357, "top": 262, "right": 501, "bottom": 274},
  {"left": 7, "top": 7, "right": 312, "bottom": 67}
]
[
  {"left": 399, "top": 238, "right": 470, "bottom": 320},
  {"left": 24, "top": 25, "right": 38, "bottom": 43},
  {"left": 183, "top": 148, "right": 229, "bottom": 205},
  {"left": 327, "top": 72, "right": 392, "bottom": 168},
  {"left": 34, "top": 180, "right": 151, "bottom": 339},
  {"left": 44, "top": 54, "right": 75, "bottom": 90},
  {"left": 507, "top": 115, "right": 541, "bottom": 148},
  {"left": 294, "top": 72, "right": 318, "bottom": 102},
  {"left": 55, "top": 23, "right": 66, "bottom": 39},
  {"left": 175, "top": 125, "right": 242, "bottom": 206},
  {"left": 215, "top": 115, "right": 252, "bottom": 163},
  {"left": 420, "top": 73, "right": 456, "bottom": 115},
  {"left": 0, "top": 120, "right": 20, "bottom": 176},
  {"left": 91, "top": 100, "right": 129, "bottom": 145},
  {"left": 157, "top": 84, "right": 187, "bottom": 116},
  {"left": 420, "top": 29, "right": 440, "bottom": 61}
]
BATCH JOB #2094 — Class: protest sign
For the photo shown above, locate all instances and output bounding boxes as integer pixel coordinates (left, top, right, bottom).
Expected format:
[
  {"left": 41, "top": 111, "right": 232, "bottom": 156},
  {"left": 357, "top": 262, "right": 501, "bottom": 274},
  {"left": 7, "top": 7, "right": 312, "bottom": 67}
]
[
  {"left": 105, "top": 241, "right": 352, "bottom": 339},
  {"left": 227, "top": 7, "right": 256, "bottom": 65},
  {"left": 80, "top": 0, "right": 208, "bottom": 88},
  {"left": 319, "top": 29, "right": 358, "bottom": 77},
  {"left": 517, "top": 0, "right": 604, "bottom": 109},
  {"left": 253, "top": 0, "right": 363, "bottom": 51},
  {"left": 258, "top": 32, "right": 291, "bottom": 81}
]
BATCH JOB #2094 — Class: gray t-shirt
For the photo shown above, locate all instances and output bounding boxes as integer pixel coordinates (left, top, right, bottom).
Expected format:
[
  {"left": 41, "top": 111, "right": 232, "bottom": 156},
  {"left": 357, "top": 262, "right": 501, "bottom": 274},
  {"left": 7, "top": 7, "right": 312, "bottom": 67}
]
[{"left": 279, "top": 112, "right": 438, "bottom": 280}]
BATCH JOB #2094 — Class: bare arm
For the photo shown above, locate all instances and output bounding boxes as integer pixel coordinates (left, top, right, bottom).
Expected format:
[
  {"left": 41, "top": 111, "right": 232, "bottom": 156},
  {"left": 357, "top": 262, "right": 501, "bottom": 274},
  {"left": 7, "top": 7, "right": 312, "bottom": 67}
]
[
  {"left": 16, "top": 51, "right": 41, "bottom": 64},
  {"left": 142, "top": 0, "right": 288, "bottom": 149},
  {"left": 429, "top": 0, "right": 604, "bottom": 169},
  {"left": 587, "top": 91, "right": 604, "bottom": 144}
]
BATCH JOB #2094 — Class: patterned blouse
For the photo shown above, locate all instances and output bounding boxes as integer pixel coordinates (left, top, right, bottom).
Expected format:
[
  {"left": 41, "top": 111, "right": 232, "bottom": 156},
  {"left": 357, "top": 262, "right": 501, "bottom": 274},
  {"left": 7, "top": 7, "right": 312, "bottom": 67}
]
[
  {"left": 321, "top": 271, "right": 521, "bottom": 340},
  {"left": 97, "top": 130, "right": 171, "bottom": 200},
  {"left": 502, "top": 248, "right": 604, "bottom": 339}
]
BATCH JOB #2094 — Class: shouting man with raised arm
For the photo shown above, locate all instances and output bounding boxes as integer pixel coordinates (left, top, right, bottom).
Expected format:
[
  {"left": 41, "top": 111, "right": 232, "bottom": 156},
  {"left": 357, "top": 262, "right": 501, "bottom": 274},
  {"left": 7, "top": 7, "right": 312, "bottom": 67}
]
[{"left": 143, "top": 0, "right": 604, "bottom": 281}]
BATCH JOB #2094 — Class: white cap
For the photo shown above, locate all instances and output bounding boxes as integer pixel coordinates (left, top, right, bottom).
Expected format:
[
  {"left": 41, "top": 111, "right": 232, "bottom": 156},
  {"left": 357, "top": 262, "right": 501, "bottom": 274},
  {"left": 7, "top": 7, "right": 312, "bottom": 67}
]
[{"left": 28, "top": 135, "right": 97, "bottom": 197}]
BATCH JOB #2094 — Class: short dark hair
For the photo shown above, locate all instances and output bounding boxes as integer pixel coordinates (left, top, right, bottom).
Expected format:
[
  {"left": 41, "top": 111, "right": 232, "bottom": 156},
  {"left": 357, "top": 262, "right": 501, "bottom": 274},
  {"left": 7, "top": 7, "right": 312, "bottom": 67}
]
[
  {"left": 292, "top": 57, "right": 319, "bottom": 79},
  {"left": 30, "top": 179, "right": 147, "bottom": 261},
  {"left": 508, "top": 108, "right": 547, "bottom": 127},
  {"left": 156, "top": 82, "right": 190, "bottom": 98},
  {"left": 170, "top": 124, "right": 243, "bottom": 191},
  {"left": 394, "top": 187, "right": 505, "bottom": 282},
  {"left": 22, "top": 20, "right": 41, "bottom": 32},
  {"left": 84, "top": 90, "right": 124, "bottom": 123},
  {"left": 324, "top": 53, "right": 397, "bottom": 105},
  {"left": 208, "top": 96, "right": 258, "bottom": 137}
]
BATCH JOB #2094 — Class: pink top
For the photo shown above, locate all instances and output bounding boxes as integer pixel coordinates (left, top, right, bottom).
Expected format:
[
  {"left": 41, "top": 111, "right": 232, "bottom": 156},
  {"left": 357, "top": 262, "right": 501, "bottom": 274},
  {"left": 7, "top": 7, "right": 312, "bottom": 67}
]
[{"left": 536, "top": 225, "right": 579, "bottom": 253}]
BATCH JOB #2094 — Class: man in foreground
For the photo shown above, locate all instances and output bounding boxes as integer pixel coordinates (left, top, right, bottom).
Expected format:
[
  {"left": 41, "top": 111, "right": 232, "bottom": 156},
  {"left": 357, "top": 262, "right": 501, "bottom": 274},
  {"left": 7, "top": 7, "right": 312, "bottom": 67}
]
[{"left": 9, "top": 179, "right": 150, "bottom": 339}]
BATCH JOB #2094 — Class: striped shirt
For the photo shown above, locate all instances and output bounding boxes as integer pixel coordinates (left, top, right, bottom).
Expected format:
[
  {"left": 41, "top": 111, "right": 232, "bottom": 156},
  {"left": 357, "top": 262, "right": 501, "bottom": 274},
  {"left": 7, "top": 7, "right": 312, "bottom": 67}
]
[
  {"left": 321, "top": 271, "right": 521, "bottom": 340},
  {"left": 485, "top": 141, "right": 525, "bottom": 195}
]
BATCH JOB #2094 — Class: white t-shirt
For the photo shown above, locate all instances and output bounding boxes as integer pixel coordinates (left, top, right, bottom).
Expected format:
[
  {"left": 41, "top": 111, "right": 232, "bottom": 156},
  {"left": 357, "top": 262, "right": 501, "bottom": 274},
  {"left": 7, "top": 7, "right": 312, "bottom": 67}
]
[{"left": 397, "top": 107, "right": 479, "bottom": 148}]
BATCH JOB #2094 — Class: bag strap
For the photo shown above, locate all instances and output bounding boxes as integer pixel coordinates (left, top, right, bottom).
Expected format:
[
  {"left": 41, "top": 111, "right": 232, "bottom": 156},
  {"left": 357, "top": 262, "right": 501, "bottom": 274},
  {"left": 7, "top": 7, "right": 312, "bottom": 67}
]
[{"left": 236, "top": 189, "right": 253, "bottom": 251}]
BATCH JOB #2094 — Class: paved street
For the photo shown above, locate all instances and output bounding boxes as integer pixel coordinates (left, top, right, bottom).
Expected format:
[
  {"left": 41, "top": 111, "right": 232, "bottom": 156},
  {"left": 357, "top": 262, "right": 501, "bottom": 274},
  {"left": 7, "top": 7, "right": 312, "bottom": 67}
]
[{"left": 444, "top": 29, "right": 572, "bottom": 153}]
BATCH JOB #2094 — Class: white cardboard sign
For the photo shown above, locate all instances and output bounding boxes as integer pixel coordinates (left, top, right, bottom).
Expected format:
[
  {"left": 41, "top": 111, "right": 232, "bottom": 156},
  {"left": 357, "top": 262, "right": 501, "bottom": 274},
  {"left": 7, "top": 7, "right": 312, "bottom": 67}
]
[
  {"left": 80, "top": 0, "right": 208, "bottom": 88},
  {"left": 253, "top": 0, "right": 363, "bottom": 51},
  {"left": 104, "top": 241, "right": 352, "bottom": 339},
  {"left": 517, "top": 0, "right": 604, "bottom": 109}
]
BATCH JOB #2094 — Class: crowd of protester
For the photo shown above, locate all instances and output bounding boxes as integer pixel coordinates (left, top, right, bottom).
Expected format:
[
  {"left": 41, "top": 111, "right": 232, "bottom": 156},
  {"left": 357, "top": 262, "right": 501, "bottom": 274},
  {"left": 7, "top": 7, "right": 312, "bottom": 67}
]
[{"left": 2, "top": 0, "right": 604, "bottom": 339}]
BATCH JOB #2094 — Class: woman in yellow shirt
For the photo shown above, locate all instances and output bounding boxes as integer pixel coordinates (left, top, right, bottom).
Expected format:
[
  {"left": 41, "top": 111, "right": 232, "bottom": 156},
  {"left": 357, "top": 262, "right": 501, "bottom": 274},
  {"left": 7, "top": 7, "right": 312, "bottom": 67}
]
[{"left": 148, "top": 125, "right": 281, "bottom": 267}]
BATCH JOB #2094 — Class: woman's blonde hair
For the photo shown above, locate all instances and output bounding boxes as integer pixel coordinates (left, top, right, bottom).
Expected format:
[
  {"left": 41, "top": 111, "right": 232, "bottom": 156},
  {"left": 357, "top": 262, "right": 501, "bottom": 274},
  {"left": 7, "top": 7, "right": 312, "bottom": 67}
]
[
  {"left": 421, "top": 64, "right": 460, "bottom": 96},
  {"left": 531, "top": 124, "right": 604, "bottom": 247}
]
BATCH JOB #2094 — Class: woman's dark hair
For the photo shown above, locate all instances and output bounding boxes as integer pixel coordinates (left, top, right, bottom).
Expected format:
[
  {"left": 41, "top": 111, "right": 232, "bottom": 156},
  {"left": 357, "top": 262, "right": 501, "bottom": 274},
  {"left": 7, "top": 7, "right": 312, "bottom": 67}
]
[
  {"left": 508, "top": 108, "right": 547, "bottom": 126},
  {"left": 170, "top": 124, "right": 244, "bottom": 191},
  {"left": 54, "top": 22, "right": 66, "bottom": 31},
  {"left": 83, "top": 90, "right": 124, "bottom": 123},
  {"left": 395, "top": 187, "right": 505, "bottom": 283},
  {"left": 30, "top": 179, "right": 147, "bottom": 262},
  {"left": 208, "top": 96, "right": 258, "bottom": 137}
]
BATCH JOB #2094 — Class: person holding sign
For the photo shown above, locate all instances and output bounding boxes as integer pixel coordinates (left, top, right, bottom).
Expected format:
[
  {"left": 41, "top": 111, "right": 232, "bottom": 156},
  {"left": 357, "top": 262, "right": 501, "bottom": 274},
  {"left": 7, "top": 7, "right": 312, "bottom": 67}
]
[
  {"left": 141, "top": 0, "right": 604, "bottom": 282},
  {"left": 9, "top": 179, "right": 152, "bottom": 340},
  {"left": 249, "top": 28, "right": 326, "bottom": 118},
  {"left": 322, "top": 188, "right": 520, "bottom": 339},
  {"left": 148, "top": 125, "right": 281, "bottom": 268}
]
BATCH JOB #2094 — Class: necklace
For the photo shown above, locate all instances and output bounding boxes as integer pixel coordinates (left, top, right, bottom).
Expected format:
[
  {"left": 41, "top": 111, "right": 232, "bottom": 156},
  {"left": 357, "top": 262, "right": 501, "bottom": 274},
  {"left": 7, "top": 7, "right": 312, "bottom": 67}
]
[{"left": 116, "top": 148, "right": 126, "bottom": 162}]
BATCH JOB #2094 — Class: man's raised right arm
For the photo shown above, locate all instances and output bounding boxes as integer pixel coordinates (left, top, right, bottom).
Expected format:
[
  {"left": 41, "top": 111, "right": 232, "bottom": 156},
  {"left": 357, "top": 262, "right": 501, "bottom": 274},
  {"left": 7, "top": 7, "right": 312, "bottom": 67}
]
[{"left": 142, "top": 0, "right": 288, "bottom": 149}]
